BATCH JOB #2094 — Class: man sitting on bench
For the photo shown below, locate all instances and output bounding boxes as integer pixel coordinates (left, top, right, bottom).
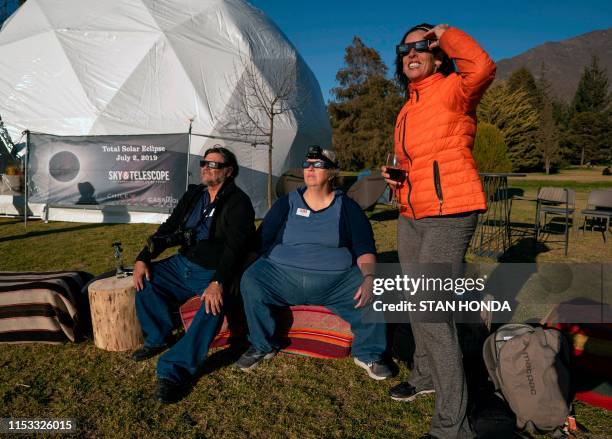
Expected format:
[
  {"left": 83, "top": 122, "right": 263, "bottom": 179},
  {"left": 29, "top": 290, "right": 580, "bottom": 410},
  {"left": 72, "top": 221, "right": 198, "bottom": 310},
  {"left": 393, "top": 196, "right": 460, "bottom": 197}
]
[{"left": 132, "top": 146, "right": 255, "bottom": 403}]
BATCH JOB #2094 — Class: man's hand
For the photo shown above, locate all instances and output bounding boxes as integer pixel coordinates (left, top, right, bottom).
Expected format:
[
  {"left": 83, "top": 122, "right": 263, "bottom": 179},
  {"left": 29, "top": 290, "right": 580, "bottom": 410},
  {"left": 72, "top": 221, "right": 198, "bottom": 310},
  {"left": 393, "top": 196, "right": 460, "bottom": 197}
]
[
  {"left": 422, "top": 24, "right": 450, "bottom": 49},
  {"left": 201, "top": 281, "right": 223, "bottom": 315},
  {"left": 133, "top": 260, "right": 151, "bottom": 291},
  {"left": 354, "top": 275, "right": 374, "bottom": 308},
  {"left": 381, "top": 165, "right": 402, "bottom": 189}
]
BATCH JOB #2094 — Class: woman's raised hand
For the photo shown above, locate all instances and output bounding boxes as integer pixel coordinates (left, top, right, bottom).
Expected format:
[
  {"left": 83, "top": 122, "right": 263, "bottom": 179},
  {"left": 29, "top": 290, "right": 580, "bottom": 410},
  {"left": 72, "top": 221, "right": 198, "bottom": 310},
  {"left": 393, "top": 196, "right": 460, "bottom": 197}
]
[{"left": 422, "top": 24, "right": 449, "bottom": 49}]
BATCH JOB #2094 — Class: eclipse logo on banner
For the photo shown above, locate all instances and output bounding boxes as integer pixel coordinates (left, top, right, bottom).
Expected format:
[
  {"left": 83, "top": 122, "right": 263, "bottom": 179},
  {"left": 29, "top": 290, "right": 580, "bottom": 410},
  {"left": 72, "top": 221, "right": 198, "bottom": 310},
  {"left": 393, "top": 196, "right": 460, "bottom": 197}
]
[{"left": 49, "top": 151, "right": 80, "bottom": 182}]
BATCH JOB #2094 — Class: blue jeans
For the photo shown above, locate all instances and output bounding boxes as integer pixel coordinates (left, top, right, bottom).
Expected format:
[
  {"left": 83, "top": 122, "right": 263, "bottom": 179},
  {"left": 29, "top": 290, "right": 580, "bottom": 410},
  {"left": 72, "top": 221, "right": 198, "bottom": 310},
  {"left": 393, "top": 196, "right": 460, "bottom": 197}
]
[
  {"left": 240, "top": 258, "right": 386, "bottom": 363},
  {"left": 134, "top": 254, "right": 223, "bottom": 383}
]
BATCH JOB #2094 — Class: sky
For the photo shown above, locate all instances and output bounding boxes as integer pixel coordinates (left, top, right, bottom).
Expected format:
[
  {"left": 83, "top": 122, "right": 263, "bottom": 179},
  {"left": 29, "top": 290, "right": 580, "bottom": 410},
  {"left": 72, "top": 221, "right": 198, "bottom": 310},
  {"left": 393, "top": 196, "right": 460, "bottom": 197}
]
[
  {"left": 0, "top": 1, "right": 20, "bottom": 23},
  {"left": 249, "top": 0, "right": 612, "bottom": 103}
]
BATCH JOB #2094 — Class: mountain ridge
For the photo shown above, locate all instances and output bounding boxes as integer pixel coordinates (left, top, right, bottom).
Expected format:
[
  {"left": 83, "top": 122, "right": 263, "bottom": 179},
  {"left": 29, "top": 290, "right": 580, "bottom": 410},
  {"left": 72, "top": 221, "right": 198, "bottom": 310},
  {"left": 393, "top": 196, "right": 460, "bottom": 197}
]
[{"left": 495, "top": 28, "right": 612, "bottom": 102}]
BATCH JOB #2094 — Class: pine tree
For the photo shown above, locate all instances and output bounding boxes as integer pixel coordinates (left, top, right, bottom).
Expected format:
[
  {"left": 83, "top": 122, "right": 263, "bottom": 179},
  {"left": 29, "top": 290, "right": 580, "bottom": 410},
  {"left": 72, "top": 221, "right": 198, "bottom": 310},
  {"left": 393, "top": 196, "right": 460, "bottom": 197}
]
[
  {"left": 566, "top": 55, "right": 611, "bottom": 165},
  {"left": 328, "top": 37, "right": 403, "bottom": 170},
  {"left": 572, "top": 56, "right": 610, "bottom": 114},
  {"left": 507, "top": 66, "right": 543, "bottom": 109},
  {"left": 567, "top": 111, "right": 607, "bottom": 166},
  {"left": 478, "top": 83, "right": 540, "bottom": 171},
  {"left": 552, "top": 99, "right": 572, "bottom": 128},
  {"left": 331, "top": 37, "right": 387, "bottom": 101},
  {"left": 602, "top": 110, "right": 612, "bottom": 164}
]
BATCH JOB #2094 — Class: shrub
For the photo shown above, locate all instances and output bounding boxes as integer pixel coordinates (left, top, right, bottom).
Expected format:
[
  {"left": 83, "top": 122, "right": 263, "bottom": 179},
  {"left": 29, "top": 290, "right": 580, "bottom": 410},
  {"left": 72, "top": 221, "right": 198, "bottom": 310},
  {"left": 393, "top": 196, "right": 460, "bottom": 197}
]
[{"left": 473, "top": 122, "right": 513, "bottom": 173}]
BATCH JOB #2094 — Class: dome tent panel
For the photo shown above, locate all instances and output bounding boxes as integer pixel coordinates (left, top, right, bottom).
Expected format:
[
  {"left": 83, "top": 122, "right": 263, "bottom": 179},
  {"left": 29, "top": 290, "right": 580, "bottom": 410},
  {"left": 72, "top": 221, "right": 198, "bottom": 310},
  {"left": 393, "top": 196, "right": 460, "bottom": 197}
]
[
  {"left": 0, "top": 0, "right": 331, "bottom": 219},
  {"left": 0, "top": 0, "right": 51, "bottom": 45},
  {"left": 0, "top": 31, "right": 99, "bottom": 135},
  {"left": 89, "top": 34, "right": 202, "bottom": 135},
  {"left": 54, "top": 30, "right": 163, "bottom": 116},
  {"left": 36, "top": 0, "right": 159, "bottom": 33}
]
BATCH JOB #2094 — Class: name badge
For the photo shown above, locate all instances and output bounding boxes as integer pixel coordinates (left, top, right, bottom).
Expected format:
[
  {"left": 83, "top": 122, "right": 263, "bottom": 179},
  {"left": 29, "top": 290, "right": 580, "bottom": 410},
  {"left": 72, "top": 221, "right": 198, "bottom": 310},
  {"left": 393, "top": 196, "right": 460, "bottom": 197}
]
[{"left": 296, "top": 208, "right": 310, "bottom": 218}]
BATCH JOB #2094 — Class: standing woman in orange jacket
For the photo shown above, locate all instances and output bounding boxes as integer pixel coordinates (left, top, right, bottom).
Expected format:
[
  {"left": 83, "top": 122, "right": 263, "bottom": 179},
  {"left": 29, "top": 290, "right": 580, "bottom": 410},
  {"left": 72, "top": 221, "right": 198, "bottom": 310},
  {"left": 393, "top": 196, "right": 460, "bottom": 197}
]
[{"left": 382, "top": 23, "right": 495, "bottom": 439}]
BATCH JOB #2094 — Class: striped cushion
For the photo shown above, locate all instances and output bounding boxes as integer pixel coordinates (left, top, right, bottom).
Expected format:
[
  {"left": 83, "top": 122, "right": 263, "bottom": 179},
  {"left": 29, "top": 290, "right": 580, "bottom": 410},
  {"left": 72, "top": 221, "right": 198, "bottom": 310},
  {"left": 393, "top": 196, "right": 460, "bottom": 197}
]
[
  {"left": 0, "top": 271, "right": 92, "bottom": 344},
  {"left": 179, "top": 297, "right": 353, "bottom": 358},
  {"left": 179, "top": 296, "right": 247, "bottom": 349}
]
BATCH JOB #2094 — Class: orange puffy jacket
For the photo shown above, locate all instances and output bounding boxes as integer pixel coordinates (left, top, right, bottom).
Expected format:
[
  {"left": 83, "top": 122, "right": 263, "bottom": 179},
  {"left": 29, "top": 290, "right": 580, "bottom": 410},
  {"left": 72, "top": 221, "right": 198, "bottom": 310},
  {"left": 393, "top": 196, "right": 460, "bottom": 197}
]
[{"left": 394, "top": 27, "right": 496, "bottom": 219}]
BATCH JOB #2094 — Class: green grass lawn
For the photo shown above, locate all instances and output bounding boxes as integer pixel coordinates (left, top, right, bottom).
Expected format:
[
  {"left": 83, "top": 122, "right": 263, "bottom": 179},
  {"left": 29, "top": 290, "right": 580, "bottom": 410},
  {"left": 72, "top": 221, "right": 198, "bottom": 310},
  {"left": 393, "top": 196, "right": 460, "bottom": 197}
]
[{"left": 0, "top": 178, "right": 611, "bottom": 437}]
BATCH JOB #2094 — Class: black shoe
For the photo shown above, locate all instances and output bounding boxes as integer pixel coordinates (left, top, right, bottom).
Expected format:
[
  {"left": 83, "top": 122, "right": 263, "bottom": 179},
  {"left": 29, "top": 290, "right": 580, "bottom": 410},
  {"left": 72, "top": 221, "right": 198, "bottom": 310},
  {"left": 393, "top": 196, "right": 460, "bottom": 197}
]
[
  {"left": 235, "top": 345, "right": 277, "bottom": 371},
  {"left": 389, "top": 381, "right": 435, "bottom": 401},
  {"left": 155, "top": 378, "right": 193, "bottom": 404},
  {"left": 353, "top": 358, "right": 394, "bottom": 380},
  {"left": 131, "top": 345, "right": 168, "bottom": 362}
]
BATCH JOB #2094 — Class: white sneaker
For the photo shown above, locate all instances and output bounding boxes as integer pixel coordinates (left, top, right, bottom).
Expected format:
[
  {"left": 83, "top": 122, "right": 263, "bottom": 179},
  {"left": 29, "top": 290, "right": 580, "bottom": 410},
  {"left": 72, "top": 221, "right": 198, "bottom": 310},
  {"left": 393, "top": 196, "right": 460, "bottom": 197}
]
[{"left": 353, "top": 357, "right": 393, "bottom": 380}]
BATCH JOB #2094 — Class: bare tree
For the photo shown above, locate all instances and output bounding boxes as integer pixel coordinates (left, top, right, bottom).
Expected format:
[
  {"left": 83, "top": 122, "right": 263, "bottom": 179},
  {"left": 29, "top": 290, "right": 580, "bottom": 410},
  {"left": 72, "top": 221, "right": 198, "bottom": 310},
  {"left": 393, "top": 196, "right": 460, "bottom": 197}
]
[
  {"left": 535, "top": 65, "right": 561, "bottom": 174},
  {"left": 536, "top": 99, "right": 560, "bottom": 174},
  {"left": 220, "top": 54, "right": 308, "bottom": 209}
]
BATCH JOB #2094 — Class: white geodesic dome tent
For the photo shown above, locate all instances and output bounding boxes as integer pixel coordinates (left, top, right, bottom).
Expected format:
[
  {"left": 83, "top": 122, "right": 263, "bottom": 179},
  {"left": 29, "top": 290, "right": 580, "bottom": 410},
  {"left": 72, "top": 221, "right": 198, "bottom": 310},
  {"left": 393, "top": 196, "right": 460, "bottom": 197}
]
[{"left": 0, "top": 0, "right": 331, "bottom": 219}]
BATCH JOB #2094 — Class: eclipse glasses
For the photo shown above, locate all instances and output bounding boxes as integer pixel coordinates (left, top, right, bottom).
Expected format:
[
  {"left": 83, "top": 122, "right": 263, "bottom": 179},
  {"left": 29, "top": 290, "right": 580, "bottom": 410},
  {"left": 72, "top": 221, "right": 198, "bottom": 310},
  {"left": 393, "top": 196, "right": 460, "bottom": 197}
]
[
  {"left": 199, "top": 160, "right": 228, "bottom": 169},
  {"left": 301, "top": 160, "right": 335, "bottom": 169},
  {"left": 396, "top": 40, "right": 432, "bottom": 56}
]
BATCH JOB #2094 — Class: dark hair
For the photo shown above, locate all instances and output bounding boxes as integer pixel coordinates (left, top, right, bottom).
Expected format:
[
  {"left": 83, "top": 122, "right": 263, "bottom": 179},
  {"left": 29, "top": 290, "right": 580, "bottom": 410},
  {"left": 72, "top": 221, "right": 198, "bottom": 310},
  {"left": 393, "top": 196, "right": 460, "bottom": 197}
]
[
  {"left": 394, "top": 23, "right": 455, "bottom": 92},
  {"left": 204, "top": 145, "right": 239, "bottom": 178}
]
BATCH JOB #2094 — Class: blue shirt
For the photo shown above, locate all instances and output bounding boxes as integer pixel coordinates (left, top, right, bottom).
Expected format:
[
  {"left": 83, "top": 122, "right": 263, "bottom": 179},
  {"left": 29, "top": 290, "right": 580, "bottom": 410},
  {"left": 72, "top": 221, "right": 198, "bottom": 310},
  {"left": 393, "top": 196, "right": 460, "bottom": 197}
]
[
  {"left": 184, "top": 190, "right": 216, "bottom": 242},
  {"left": 261, "top": 188, "right": 376, "bottom": 272}
]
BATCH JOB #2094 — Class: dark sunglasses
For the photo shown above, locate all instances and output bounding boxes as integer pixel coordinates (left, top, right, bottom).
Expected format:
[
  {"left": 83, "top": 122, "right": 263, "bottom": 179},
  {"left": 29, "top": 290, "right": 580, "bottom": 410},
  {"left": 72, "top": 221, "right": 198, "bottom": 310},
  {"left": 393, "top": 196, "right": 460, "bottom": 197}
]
[
  {"left": 302, "top": 160, "right": 333, "bottom": 169},
  {"left": 396, "top": 40, "right": 431, "bottom": 56},
  {"left": 200, "top": 160, "right": 228, "bottom": 169}
]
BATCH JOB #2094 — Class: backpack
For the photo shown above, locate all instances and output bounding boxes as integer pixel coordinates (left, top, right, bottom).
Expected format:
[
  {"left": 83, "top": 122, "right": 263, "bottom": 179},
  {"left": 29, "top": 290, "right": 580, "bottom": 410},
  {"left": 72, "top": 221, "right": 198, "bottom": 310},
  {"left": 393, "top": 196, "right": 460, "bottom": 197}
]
[{"left": 482, "top": 324, "right": 572, "bottom": 434}]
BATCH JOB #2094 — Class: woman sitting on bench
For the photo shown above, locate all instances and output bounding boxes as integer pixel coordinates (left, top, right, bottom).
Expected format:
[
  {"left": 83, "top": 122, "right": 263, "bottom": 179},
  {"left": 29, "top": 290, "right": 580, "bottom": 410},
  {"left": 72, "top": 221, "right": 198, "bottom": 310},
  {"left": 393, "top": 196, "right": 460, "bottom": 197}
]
[{"left": 235, "top": 146, "right": 393, "bottom": 380}]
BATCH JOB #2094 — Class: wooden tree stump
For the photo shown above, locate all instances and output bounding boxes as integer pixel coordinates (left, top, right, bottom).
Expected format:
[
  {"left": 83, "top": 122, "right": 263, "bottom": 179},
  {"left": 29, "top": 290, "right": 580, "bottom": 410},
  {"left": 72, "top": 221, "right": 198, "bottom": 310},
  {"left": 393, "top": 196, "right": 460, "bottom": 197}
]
[{"left": 88, "top": 275, "right": 143, "bottom": 351}]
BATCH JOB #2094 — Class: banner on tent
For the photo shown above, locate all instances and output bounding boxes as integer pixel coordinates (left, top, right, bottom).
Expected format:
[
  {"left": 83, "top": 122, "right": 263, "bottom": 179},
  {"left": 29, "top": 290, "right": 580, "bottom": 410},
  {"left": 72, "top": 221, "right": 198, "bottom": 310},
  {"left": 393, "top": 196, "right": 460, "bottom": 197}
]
[{"left": 27, "top": 133, "right": 188, "bottom": 209}]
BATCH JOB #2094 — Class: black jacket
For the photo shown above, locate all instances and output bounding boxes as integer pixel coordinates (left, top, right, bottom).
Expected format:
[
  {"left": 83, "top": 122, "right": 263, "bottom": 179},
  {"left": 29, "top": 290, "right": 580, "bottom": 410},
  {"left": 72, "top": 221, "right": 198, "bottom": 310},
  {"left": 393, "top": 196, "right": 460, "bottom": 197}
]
[{"left": 136, "top": 179, "right": 256, "bottom": 285}]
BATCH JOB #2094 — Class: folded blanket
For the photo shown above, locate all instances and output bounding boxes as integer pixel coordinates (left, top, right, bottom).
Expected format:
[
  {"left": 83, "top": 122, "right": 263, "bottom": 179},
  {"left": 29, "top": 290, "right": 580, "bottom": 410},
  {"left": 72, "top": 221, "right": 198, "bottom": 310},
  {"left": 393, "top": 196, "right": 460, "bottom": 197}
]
[{"left": 0, "top": 271, "right": 92, "bottom": 344}]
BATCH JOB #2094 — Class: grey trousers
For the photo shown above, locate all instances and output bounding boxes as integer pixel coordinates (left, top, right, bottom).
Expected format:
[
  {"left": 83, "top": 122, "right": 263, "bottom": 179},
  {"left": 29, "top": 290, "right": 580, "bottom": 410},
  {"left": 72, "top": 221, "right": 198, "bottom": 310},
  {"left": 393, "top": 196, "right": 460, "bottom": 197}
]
[{"left": 397, "top": 213, "right": 478, "bottom": 439}]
